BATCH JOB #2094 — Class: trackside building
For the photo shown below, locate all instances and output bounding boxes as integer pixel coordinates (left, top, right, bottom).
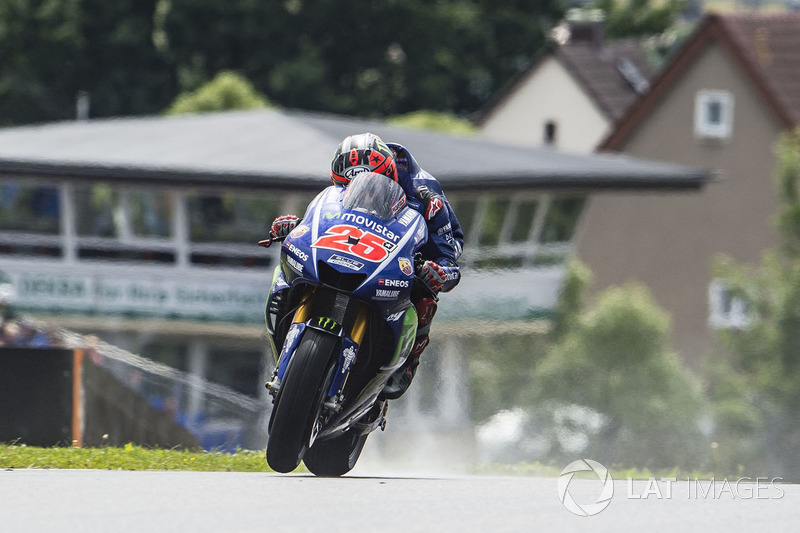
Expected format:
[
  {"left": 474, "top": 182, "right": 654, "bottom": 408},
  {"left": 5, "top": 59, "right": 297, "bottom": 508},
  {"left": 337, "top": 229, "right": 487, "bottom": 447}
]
[{"left": 0, "top": 108, "right": 711, "bottom": 450}]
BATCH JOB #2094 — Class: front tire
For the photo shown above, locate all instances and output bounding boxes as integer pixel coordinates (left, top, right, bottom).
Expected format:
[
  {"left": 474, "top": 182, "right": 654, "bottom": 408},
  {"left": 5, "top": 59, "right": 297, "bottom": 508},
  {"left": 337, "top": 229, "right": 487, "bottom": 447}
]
[
  {"left": 266, "top": 329, "right": 338, "bottom": 473},
  {"left": 303, "top": 430, "right": 369, "bottom": 477}
]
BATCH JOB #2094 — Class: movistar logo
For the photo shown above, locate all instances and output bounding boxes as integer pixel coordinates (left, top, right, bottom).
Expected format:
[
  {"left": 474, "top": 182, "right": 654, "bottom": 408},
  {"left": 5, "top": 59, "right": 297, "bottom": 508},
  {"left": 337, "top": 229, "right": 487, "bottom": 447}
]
[{"left": 322, "top": 212, "right": 341, "bottom": 220}]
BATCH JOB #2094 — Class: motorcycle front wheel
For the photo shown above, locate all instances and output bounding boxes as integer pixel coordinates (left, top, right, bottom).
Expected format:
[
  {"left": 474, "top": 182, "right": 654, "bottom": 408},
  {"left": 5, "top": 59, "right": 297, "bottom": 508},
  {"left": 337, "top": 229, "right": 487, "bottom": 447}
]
[
  {"left": 303, "top": 429, "right": 369, "bottom": 477},
  {"left": 266, "top": 328, "right": 338, "bottom": 473}
]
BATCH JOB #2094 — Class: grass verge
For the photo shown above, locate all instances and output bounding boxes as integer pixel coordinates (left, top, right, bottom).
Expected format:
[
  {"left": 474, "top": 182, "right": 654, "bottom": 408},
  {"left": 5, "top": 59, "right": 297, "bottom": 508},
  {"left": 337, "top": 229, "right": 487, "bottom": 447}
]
[{"left": 0, "top": 444, "right": 278, "bottom": 472}]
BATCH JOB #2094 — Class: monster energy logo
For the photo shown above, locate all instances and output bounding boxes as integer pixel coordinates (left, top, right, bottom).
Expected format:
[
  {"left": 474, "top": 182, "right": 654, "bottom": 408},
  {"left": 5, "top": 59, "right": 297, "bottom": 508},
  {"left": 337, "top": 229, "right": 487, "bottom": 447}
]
[{"left": 316, "top": 317, "right": 340, "bottom": 331}]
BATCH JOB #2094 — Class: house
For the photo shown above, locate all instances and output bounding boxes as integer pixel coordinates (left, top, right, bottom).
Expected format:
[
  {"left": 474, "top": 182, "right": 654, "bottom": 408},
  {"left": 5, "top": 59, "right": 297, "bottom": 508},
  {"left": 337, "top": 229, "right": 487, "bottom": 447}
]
[
  {"left": 477, "top": 18, "right": 656, "bottom": 152},
  {"left": 575, "top": 12, "right": 800, "bottom": 366}
]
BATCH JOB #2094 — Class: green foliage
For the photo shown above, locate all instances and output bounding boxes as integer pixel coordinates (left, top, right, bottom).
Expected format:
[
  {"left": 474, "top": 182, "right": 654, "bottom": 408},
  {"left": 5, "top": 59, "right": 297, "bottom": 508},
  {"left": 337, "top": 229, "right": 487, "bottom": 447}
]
[
  {"left": 387, "top": 111, "right": 476, "bottom": 135},
  {"left": 162, "top": 0, "right": 564, "bottom": 117},
  {"left": 0, "top": 1, "right": 564, "bottom": 123},
  {"left": 468, "top": 332, "right": 551, "bottom": 425},
  {"left": 776, "top": 129, "right": 800, "bottom": 257},
  {"left": 550, "top": 258, "right": 592, "bottom": 342},
  {"left": 528, "top": 283, "right": 707, "bottom": 469},
  {"left": 594, "top": 0, "right": 686, "bottom": 39},
  {"left": 0, "top": 443, "right": 283, "bottom": 472},
  {"left": 711, "top": 128, "right": 800, "bottom": 480},
  {"left": 165, "top": 71, "right": 271, "bottom": 115},
  {"left": 0, "top": 0, "right": 175, "bottom": 124}
]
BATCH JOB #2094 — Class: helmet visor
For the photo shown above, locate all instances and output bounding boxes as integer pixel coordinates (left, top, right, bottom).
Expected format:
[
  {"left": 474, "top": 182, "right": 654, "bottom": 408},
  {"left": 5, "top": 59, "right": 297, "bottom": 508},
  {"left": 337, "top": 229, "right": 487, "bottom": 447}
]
[{"left": 342, "top": 172, "right": 407, "bottom": 221}]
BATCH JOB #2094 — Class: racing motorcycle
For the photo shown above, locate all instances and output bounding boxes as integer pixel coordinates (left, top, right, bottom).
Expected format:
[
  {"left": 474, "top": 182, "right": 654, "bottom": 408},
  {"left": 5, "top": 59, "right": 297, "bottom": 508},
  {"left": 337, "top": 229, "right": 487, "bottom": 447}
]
[{"left": 260, "top": 172, "right": 434, "bottom": 476}]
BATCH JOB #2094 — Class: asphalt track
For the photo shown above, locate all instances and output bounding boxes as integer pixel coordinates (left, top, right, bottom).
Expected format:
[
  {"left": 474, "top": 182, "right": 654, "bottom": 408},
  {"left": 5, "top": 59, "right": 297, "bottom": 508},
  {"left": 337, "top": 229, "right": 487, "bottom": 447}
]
[{"left": 2, "top": 468, "right": 798, "bottom": 532}]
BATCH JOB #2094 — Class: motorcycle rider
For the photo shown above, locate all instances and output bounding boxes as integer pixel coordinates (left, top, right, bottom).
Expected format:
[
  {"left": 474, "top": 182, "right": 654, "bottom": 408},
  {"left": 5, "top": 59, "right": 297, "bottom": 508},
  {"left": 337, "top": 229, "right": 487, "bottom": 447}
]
[{"left": 269, "top": 132, "right": 463, "bottom": 399}]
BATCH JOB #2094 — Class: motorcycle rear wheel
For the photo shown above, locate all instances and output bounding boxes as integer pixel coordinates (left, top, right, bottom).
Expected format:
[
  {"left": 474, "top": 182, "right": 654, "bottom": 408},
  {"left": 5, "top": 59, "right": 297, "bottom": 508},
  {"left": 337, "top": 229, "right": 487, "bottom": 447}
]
[
  {"left": 303, "top": 429, "right": 369, "bottom": 477},
  {"left": 266, "top": 328, "right": 338, "bottom": 473}
]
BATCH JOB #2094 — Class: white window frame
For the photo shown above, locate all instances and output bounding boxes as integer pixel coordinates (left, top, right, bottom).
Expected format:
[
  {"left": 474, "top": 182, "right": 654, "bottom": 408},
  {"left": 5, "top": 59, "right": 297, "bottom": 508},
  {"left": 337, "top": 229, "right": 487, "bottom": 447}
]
[
  {"left": 708, "top": 279, "right": 749, "bottom": 329},
  {"left": 694, "top": 90, "right": 734, "bottom": 141}
]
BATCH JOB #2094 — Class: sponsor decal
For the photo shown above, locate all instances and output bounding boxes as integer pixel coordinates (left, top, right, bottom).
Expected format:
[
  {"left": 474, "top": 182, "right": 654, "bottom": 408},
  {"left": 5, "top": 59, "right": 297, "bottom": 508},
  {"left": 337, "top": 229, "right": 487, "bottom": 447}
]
[
  {"left": 344, "top": 166, "right": 370, "bottom": 178},
  {"left": 398, "top": 257, "right": 413, "bottom": 276},
  {"left": 341, "top": 212, "right": 400, "bottom": 242},
  {"left": 378, "top": 279, "right": 409, "bottom": 288},
  {"left": 315, "top": 317, "right": 340, "bottom": 331},
  {"left": 283, "top": 327, "right": 299, "bottom": 356},
  {"left": 414, "top": 223, "right": 426, "bottom": 244},
  {"left": 398, "top": 210, "right": 416, "bottom": 226},
  {"left": 436, "top": 222, "right": 452, "bottom": 235},
  {"left": 328, "top": 254, "right": 364, "bottom": 271},
  {"left": 289, "top": 225, "right": 309, "bottom": 238},
  {"left": 286, "top": 256, "right": 303, "bottom": 274},
  {"left": 375, "top": 289, "right": 400, "bottom": 299},
  {"left": 341, "top": 345, "right": 357, "bottom": 373},
  {"left": 444, "top": 270, "right": 460, "bottom": 282},
  {"left": 386, "top": 311, "right": 405, "bottom": 322},
  {"left": 285, "top": 242, "right": 309, "bottom": 262},
  {"left": 322, "top": 211, "right": 341, "bottom": 220},
  {"left": 425, "top": 197, "right": 443, "bottom": 220},
  {"left": 313, "top": 224, "right": 395, "bottom": 263}
]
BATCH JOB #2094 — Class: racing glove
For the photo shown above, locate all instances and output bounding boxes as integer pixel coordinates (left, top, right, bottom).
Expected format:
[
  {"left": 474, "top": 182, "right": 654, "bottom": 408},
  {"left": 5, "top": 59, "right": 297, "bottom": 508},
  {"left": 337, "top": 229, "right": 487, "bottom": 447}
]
[
  {"left": 270, "top": 215, "right": 299, "bottom": 239},
  {"left": 415, "top": 185, "right": 445, "bottom": 221},
  {"left": 419, "top": 260, "right": 447, "bottom": 293}
]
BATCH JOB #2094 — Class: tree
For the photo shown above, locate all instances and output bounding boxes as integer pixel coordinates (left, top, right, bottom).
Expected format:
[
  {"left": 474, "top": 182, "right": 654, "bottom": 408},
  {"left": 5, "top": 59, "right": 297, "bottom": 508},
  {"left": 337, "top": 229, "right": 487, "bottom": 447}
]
[
  {"left": 712, "top": 128, "right": 800, "bottom": 480},
  {"left": 0, "top": 0, "right": 174, "bottom": 125},
  {"left": 594, "top": 0, "right": 686, "bottom": 39},
  {"left": 527, "top": 282, "right": 707, "bottom": 469},
  {"left": 165, "top": 71, "right": 270, "bottom": 115},
  {"left": 1, "top": 1, "right": 565, "bottom": 124},
  {"left": 387, "top": 110, "right": 476, "bottom": 135},
  {"left": 0, "top": 0, "right": 83, "bottom": 124},
  {"left": 163, "top": 0, "right": 564, "bottom": 117}
]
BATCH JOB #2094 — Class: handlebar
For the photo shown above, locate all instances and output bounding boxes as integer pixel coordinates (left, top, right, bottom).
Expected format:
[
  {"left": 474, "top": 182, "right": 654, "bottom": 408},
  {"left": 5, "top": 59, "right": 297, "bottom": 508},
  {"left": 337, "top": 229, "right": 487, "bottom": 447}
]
[
  {"left": 258, "top": 218, "right": 304, "bottom": 248},
  {"left": 258, "top": 235, "right": 285, "bottom": 248}
]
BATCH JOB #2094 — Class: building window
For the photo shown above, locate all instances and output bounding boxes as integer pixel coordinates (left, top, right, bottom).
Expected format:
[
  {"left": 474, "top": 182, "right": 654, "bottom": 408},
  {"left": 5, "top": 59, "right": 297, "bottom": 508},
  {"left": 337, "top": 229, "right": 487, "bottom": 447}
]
[
  {"left": 694, "top": 90, "right": 734, "bottom": 141},
  {"left": 0, "top": 181, "right": 60, "bottom": 234},
  {"left": 129, "top": 190, "right": 172, "bottom": 238},
  {"left": 74, "top": 185, "right": 119, "bottom": 237},
  {"left": 509, "top": 200, "right": 539, "bottom": 243},
  {"left": 709, "top": 280, "right": 749, "bottom": 329},
  {"left": 539, "top": 196, "right": 586, "bottom": 244},
  {"left": 187, "top": 192, "right": 279, "bottom": 244},
  {"left": 448, "top": 193, "right": 586, "bottom": 270},
  {"left": 478, "top": 198, "right": 511, "bottom": 246},
  {"left": 544, "top": 121, "right": 558, "bottom": 145}
]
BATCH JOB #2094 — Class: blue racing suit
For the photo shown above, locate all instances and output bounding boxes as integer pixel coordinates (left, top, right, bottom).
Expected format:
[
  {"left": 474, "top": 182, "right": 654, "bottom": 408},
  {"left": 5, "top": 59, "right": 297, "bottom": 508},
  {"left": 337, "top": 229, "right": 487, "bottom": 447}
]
[{"left": 388, "top": 143, "right": 463, "bottom": 293}]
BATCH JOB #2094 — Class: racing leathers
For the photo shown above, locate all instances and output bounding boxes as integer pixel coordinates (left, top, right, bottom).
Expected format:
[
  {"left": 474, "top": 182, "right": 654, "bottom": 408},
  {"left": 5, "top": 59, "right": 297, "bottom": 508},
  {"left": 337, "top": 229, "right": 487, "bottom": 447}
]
[{"left": 378, "top": 143, "right": 464, "bottom": 400}]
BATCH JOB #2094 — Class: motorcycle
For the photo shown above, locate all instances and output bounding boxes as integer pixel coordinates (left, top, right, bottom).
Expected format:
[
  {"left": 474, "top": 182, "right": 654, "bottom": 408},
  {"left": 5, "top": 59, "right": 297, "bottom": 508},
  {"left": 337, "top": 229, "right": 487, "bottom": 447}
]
[{"left": 261, "top": 172, "right": 434, "bottom": 476}]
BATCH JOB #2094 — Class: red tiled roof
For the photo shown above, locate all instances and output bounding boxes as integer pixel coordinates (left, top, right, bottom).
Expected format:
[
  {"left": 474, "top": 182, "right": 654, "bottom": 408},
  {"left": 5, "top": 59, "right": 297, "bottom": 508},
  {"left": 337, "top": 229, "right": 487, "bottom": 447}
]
[
  {"left": 475, "top": 38, "right": 656, "bottom": 125},
  {"left": 557, "top": 39, "right": 656, "bottom": 121},
  {"left": 720, "top": 13, "right": 800, "bottom": 125},
  {"left": 602, "top": 13, "right": 800, "bottom": 150}
]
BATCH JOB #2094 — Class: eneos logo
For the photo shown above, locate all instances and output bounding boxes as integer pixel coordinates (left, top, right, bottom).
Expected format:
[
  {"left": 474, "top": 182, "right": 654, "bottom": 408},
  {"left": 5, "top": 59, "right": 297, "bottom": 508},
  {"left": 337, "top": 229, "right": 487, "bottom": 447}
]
[{"left": 557, "top": 459, "right": 614, "bottom": 517}]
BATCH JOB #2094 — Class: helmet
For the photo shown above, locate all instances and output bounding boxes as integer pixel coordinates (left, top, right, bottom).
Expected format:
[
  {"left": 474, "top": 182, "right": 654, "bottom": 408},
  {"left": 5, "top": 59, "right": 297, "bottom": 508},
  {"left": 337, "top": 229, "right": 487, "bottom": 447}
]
[{"left": 330, "top": 132, "right": 397, "bottom": 186}]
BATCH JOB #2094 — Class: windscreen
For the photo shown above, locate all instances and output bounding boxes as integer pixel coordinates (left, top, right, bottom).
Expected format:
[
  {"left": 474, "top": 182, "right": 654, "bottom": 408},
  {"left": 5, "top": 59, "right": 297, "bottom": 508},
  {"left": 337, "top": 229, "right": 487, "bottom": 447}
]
[{"left": 341, "top": 172, "right": 407, "bottom": 221}]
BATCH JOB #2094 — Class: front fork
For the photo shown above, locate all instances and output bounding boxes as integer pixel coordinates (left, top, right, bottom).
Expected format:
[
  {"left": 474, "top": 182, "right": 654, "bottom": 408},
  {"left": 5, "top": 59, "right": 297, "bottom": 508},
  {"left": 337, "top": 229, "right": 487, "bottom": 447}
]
[{"left": 266, "top": 287, "right": 369, "bottom": 411}]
